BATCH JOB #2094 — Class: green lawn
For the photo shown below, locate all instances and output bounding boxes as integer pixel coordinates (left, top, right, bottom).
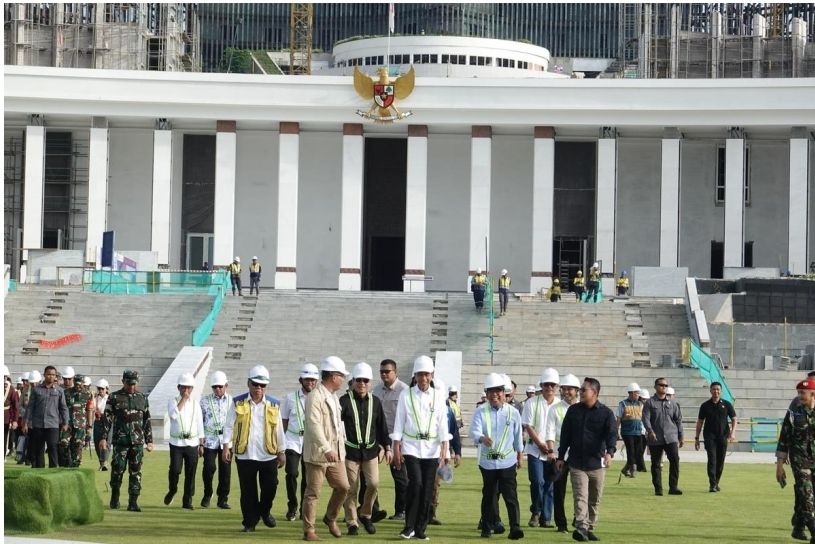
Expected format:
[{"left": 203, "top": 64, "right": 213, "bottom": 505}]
[{"left": 4, "top": 455, "right": 795, "bottom": 543}]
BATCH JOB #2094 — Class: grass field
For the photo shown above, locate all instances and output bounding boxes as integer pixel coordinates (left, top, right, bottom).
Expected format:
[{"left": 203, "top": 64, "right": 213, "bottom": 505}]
[{"left": 4, "top": 454, "right": 797, "bottom": 543}]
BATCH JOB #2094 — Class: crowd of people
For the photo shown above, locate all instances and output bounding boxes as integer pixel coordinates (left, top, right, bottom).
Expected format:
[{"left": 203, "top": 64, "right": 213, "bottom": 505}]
[{"left": 4, "top": 361, "right": 815, "bottom": 543}]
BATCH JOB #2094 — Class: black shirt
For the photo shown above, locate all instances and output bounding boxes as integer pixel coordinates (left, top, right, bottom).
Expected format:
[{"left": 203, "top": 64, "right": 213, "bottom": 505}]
[
  {"left": 557, "top": 401, "right": 617, "bottom": 471},
  {"left": 340, "top": 390, "right": 390, "bottom": 462},
  {"left": 697, "top": 398, "right": 736, "bottom": 440}
]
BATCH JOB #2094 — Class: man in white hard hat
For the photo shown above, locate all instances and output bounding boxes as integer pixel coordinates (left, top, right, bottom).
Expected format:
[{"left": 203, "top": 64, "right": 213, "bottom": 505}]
[
  {"left": 228, "top": 256, "right": 242, "bottom": 296},
  {"left": 616, "top": 382, "right": 646, "bottom": 478},
  {"left": 585, "top": 263, "right": 601, "bottom": 303},
  {"left": 164, "top": 373, "right": 205, "bottom": 510},
  {"left": 340, "top": 362, "right": 392, "bottom": 535},
  {"left": 282, "top": 363, "right": 319, "bottom": 521},
  {"left": 522, "top": 367, "right": 560, "bottom": 528},
  {"left": 372, "top": 358, "right": 409, "bottom": 521},
  {"left": 222, "top": 365, "right": 285, "bottom": 532},
  {"left": 4, "top": 365, "right": 20, "bottom": 458},
  {"left": 249, "top": 256, "right": 262, "bottom": 296},
  {"left": 391, "top": 355, "right": 452, "bottom": 541},
  {"left": 471, "top": 268, "right": 487, "bottom": 313},
  {"left": 498, "top": 269, "right": 511, "bottom": 316},
  {"left": 302, "top": 356, "right": 351, "bottom": 541},
  {"left": 544, "top": 373, "right": 581, "bottom": 533},
  {"left": 471, "top": 372, "right": 525, "bottom": 540},
  {"left": 93, "top": 378, "right": 111, "bottom": 471},
  {"left": 447, "top": 385, "right": 463, "bottom": 429},
  {"left": 200, "top": 370, "right": 233, "bottom": 509},
  {"left": 24, "top": 366, "right": 69, "bottom": 468}
]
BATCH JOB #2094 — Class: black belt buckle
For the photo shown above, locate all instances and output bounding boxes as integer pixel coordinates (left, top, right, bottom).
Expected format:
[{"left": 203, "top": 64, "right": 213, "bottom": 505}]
[
  {"left": 217, "top": 429, "right": 223, "bottom": 435},
  {"left": 298, "top": 430, "right": 304, "bottom": 436},
  {"left": 488, "top": 452, "right": 501, "bottom": 460},
  {"left": 418, "top": 433, "right": 430, "bottom": 440},
  {"left": 182, "top": 432, "right": 191, "bottom": 439}
]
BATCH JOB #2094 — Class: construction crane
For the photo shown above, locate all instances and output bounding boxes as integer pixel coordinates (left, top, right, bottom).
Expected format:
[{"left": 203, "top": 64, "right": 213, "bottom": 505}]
[{"left": 289, "top": 3, "right": 313, "bottom": 74}]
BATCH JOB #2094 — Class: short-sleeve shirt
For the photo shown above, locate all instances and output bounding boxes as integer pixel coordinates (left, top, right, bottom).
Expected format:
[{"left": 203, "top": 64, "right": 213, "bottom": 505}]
[{"left": 697, "top": 398, "right": 736, "bottom": 440}]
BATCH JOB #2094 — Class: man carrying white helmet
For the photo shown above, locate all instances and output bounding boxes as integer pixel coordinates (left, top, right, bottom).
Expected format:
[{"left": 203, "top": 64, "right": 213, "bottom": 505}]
[
  {"left": 164, "top": 372, "right": 205, "bottom": 510},
  {"left": 544, "top": 373, "right": 581, "bottom": 533},
  {"left": 200, "top": 370, "right": 233, "bottom": 509},
  {"left": 340, "top": 362, "right": 392, "bottom": 536},
  {"left": 391, "top": 355, "right": 452, "bottom": 541},
  {"left": 302, "top": 356, "right": 352, "bottom": 541},
  {"left": 282, "top": 363, "right": 319, "bottom": 521},
  {"left": 521, "top": 367, "right": 560, "bottom": 528},
  {"left": 222, "top": 365, "right": 286, "bottom": 532},
  {"left": 616, "top": 382, "right": 646, "bottom": 479},
  {"left": 93, "top": 378, "right": 111, "bottom": 471}
]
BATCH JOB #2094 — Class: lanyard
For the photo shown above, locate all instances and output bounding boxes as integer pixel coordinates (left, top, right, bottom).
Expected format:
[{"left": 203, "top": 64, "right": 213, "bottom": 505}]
[
  {"left": 408, "top": 386, "right": 436, "bottom": 440},
  {"left": 483, "top": 404, "right": 512, "bottom": 458},
  {"left": 207, "top": 394, "right": 224, "bottom": 431},
  {"left": 294, "top": 390, "right": 305, "bottom": 431},
  {"left": 347, "top": 392, "right": 374, "bottom": 448},
  {"left": 533, "top": 396, "right": 542, "bottom": 429}
]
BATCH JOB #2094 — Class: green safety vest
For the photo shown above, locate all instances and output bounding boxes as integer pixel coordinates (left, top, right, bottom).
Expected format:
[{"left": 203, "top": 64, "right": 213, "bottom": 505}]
[
  {"left": 345, "top": 392, "right": 375, "bottom": 449},
  {"left": 480, "top": 404, "right": 513, "bottom": 460},
  {"left": 403, "top": 386, "right": 437, "bottom": 440},
  {"left": 286, "top": 390, "right": 306, "bottom": 437}
]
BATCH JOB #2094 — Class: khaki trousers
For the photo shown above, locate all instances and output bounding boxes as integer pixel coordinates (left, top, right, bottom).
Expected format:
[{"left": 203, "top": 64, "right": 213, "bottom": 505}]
[
  {"left": 344, "top": 457, "right": 380, "bottom": 525},
  {"left": 302, "top": 461, "right": 350, "bottom": 533},
  {"left": 569, "top": 467, "right": 606, "bottom": 532}
]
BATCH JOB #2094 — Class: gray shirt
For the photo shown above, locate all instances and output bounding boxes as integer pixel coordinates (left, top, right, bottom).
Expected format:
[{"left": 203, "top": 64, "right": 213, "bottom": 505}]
[
  {"left": 372, "top": 379, "right": 408, "bottom": 433},
  {"left": 641, "top": 396, "right": 683, "bottom": 445},
  {"left": 25, "top": 384, "right": 69, "bottom": 429}
]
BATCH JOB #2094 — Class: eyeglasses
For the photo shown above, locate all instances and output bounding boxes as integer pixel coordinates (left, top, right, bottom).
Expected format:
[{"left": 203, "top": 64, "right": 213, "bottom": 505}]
[
  {"left": 354, "top": 378, "right": 370, "bottom": 384},
  {"left": 543, "top": 383, "right": 558, "bottom": 388},
  {"left": 212, "top": 385, "right": 225, "bottom": 389},
  {"left": 249, "top": 381, "right": 267, "bottom": 388},
  {"left": 656, "top": 383, "right": 668, "bottom": 387}
]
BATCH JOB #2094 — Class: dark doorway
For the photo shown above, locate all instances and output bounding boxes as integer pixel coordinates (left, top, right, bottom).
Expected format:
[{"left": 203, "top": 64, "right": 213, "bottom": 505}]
[
  {"left": 362, "top": 138, "right": 407, "bottom": 291},
  {"left": 180, "top": 135, "right": 216, "bottom": 267},
  {"left": 553, "top": 237, "right": 592, "bottom": 288},
  {"left": 710, "top": 241, "right": 724, "bottom": 278}
]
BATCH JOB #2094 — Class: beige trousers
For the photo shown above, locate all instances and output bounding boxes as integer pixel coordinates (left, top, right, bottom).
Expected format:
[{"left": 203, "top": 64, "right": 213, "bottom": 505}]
[
  {"left": 569, "top": 467, "right": 606, "bottom": 532},
  {"left": 343, "top": 457, "right": 380, "bottom": 525},
  {"left": 302, "top": 461, "right": 350, "bottom": 533}
]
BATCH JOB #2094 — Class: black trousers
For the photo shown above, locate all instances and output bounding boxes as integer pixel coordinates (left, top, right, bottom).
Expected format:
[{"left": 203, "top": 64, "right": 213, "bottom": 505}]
[
  {"left": 284, "top": 448, "right": 306, "bottom": 514},
  {"left": 236, "top": 458, "right": 278, "bottom": 529},
  {"left": 480, "top": 466, "right": 521, "bottom": 531},
  {"left": 649, "top": 442, "right": 680, "bottom": 492},
  {"left": 499, "top": 289, "right": 509, "bottom": 313},
  {"left": 553, "top": 464, "right": 570, "bottom": 530},
  {"left": 168, "top": 444, "right": 199, "bottom": 505},
  {"left": 404, "top": 456, "right": 438, "bottom": 534},
  {"left": 202, "top": 446, "right": 231, "bottom": 503},
  {"left": 231, "top": 275, "right": 242, "bottom": 294},
  {"left": 585, "top": 281, "right": 599, "bottom": 302},
  {"left": 249, "top": 274, "right": 260, "bottom": 295},
  {"left": 622, "top": 434, "right": 645, "bottom": 472},
  {"left": 29, "top": 427, "right": 59, "bottom": 468},
  {"left": 704, "top": 438, "right": 728, "bottom": 487}
]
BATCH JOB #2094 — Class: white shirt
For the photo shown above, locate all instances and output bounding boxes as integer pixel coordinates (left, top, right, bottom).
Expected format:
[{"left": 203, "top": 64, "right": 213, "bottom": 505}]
[
  {"left": 282, "top": 389, "right": 308, "bottom": 454},
  {"left": 222, "top": 394, "right": 286, "bottom": 462},
  {"left": 167, "top": 396, "right": 205, "bottom": 447},
  {"left": 200, "top": 392, "right": 232, "bottom": 450},
  {"left": 94, "top": 394, "right": 108, "bottom": 419},
  {"left": 391, "top": 384, "right": 452, "bottom": 459},
  {"left": 522, "top": 395, "right": 557, "bottom": 458},
  {"left": 470, "top": 402, "right": 523, "bottom": 471},
  {"left": 544, "top": 399, "right": 573, "bottom": 445}
]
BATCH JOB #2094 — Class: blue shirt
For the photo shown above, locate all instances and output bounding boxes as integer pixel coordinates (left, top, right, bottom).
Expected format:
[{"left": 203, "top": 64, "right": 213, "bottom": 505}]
[{"left": 470, "top": 402, "right": 523, "bottom": 470}]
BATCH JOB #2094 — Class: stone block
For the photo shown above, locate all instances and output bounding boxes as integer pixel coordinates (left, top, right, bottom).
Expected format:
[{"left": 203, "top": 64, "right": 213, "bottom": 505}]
[{"left": 630, "top": 267, "right": 688, "bottom": 298}]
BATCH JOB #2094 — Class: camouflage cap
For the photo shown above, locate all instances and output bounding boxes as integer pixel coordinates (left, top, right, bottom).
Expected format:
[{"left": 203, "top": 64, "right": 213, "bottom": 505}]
[{"left": 122, "top": 370, "right": 139, "bottom": 384}]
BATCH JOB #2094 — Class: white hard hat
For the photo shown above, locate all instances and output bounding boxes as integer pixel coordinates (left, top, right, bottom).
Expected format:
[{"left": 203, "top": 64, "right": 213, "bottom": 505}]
[
  {"left": 525, "top": 385, "right": 536, "bottom": 394},
  {"left": 352, "top": 362, "right": 373, "bottom": 381},
  {"left": 593, "top": 262, "right": 599, "bottom": 268},
  {"left": 178, "top": 372, "right": 196, "bottom": 387},
  {"left": 501, "top": 269, "right": 508, "bottom": 276},
  {"left": 16, "top": 376, "right": 23, "bottom": 385},
  {"left": 3, "top": 365, "right": 9, "bottom": 377},
  {"left": 29, "top": 370, "right": 42, "bottom": 383},
  {"left": 96, "top": 378, "right": 109, "bottom": 389},
  {"left": 476, "top": 268, "right": 482, "bottom": 274},
  {"left": 248, "top": 365, "right": 271, "bottom": 384},
  {"left": 210, "top": 371, "right": 228, "bottom": 387},
  {"left": 320, "top": 356, "right": 349, "bottom": 376},
  {"left": 62, "top": 366, "right": 76, "bottom": 379},
  {"left": 448, "top": 385, "right": 458, "bottom": 394},
  {"left": 640, "top": 388, "right": 650, "bottom": 399},
  {"left": 83, "top": 376, "right": 92, "bottom": 386},
  {"left": 627, "top": 382, "right": 641, "bottom": 393},
  {"left": 299, "top": 363, "right": 319, "bottom": 380},
  {"left": 252, "top": 256, "right": 258, "bottom": 260},
  {"left": 501, "top": 373, "right": 512, "bottom": 393},
  {"left": 22, "top": 372, "right": 30, "bottom": 381},
  {"left": 234, "top": 256, "right": 240, "bottom": 262},
  {"left": 412, "top": 355, "right": 435, "bottom": 375},
  {"left": 560, "top": 374, "right": 581, "bottom": 389},
  {"left": 539, "top": 368, "right": 560, "bottom": 385},
  {"left": 666, "top": 387, "right": 675, "bottom": 396},
  {"left": 484, "top": 372, "right": 505, "bottom": 391}
]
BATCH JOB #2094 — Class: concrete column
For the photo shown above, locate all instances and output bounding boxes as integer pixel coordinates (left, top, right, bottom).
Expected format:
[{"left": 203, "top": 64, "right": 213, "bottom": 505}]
[
  {"left": 530, "top": 126, "right": 555, "bottom": 294},
  {"left": 213, "top": 120, "right": 237, "bottom": 267},
  {"left": 86, "top": 117, "right": 109, "bottom": 264},
  {"left": 404, "top": 125, "right": 429, "bottom": 292},
  {"left": 275, "top": 122, "right": 300, "bottom": 290},
  {"left": 751, "top": 14, "right": 766, "bottom": 78},
  {"left": 668, "top": 5, "right": 680, "bottom": 78},
  {"left": 339, "top": 123, "right": 364, "bottom": 291},
  {"left": 788, "top": 130, "right": 810, "bottom": 275},
  {"left": 711, "top": 10, "right": 723, "bottom": 79},
  {"left": 22, "top": 120, "right": 46, "bottom": 252},
  {"left": 792, "top": 18, "right": 808, "bottom": 77},
  {"left": 469, "top": 126, "right": 492, "bottom": 287},
  {"left": 724, "top": 129, "right": 745, "bottom": 268},
  {"left": 596, "top": 128, "right": 618, "bottom": 292},
  {"left": 659, "top": 129, "right": 681, "bottom": 267}
]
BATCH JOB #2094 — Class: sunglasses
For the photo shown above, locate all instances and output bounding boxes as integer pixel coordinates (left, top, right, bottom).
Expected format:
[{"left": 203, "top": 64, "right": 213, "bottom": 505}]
[
  {"left": 379, "top": 369, "right": 394, "bottom": 374},
  {"left": 656, "top": 383, "right": 668, "bottom": 387},
  {"left": 212, "top": 385, "right": 225, "bottom": 389},
  {"left": 354, "top": 378, "right": 370, "bottom": 384},
  {"left": 249, "top": 381, "right": 267, "bottom": 388}
]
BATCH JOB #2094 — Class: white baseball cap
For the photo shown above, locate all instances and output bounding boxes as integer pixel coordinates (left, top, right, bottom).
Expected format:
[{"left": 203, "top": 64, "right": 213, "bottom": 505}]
[
  {"left": 413, "top": 355, "right": 434, "bottom": 375},
  {"left": 178, "top": 372, "right": 196, "bottom": 387},
  {"left": 352, "top": 362, "right": 373, "bottom": 381},
  {"left": 248, "top": 365, "right": 270, "bottom": 385},
  {"left": 210, "top": 371, "right": 228, "bottom": 387},
  {"left": 299, "top": 363, "right": 319, "bottom": 380},
  {"left": 320, "top": 356, "right": 349, "bottom": 376}
]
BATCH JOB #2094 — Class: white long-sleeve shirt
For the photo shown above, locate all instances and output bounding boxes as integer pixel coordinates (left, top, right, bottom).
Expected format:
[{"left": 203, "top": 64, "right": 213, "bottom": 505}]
[
  {"left": 282, "top": 389, "right": 307, "bottom": 454},
  {"left": 167, "top": 396, "right": 205, "bottom": 448},
  {"left": 222, "top": 393, "right": 286, "bottom": 462},
  {"left": 390, "top": 384, "right": 452, "bottom": 459},
  {"left": 522, "top": 395, "right": 557, "bottom": 458}
]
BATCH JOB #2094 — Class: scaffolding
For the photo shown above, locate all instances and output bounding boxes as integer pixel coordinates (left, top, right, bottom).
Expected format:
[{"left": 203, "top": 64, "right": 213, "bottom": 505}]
[
  {"left": 4, "top": 135, "right": 24, "bottom": 279},
  {"left": 3, "top": 3, "right": 201, "bottom": 71}
]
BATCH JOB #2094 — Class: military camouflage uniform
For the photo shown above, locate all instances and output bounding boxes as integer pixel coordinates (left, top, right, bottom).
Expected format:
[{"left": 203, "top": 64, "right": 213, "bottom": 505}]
[
  {"left": 776, "top": 402, "right": 815, "bottom": 535},
  {"left": 102, "top": 371, "right": 153, "bottom": 509},
  {"left": 59, "top": 380, "right": 93, "bottom": 467}
]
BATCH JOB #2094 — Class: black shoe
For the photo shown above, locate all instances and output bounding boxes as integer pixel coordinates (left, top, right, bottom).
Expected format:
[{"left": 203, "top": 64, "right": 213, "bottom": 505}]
[
  {"left": 540, "top": 521, "right": 553, "bottom": 528},
  {"left": 792, "top": 526, "right": 807, "bottom": 541},
  {"left": 481, "top": 529, "right": 491, "bottom": 538},
  {"left": 508, "top": 528, "right": 524, "bottom": 540},
  {"left": 110, "top": 490, "right": 120, "bottom": 510},
  {"left": 587, "top": 531, "right": 599, "bottom": 541},
  {"left": 399, "top": 528, "right": 414, "bottom": 539},
  {"left": 572, "top": 529, "right": 589, "bottom": 542},
  {"left": 241, "top": 526, "right": 255, "bottom": 533},
  {"left": 262, "top": 514, "right": 277, "bottom": 528},
  {"left": 715, "top": 485, "right": 721, "bottom": 492},
  {"left": 286, "top": 510, "right": 297, "bottom": 521},
  {"left": 413, "top": 531, "right": 429, "bottom": 541},
  {"left": 390, "top": 512, "right": 406, "bottom": 521},
  {"left": 429, "top": 517, "right": 442, "bottom": 526},
  {"left": 709, "top": 486, "right": 717, "bottom": 493},
  {"left": 164, "top": 492, "right": 174, "bottom": 505},
  {"left": 201, "top": 495, "right": 211, "bottom": 508},
  {"left": 371, "top": 510, "right": 387, "bottom": 523},
  {"left": 654, "top": 489, "right": 663, "bottom": 496},
  {"left": 558, "top": 527, "right": 569, "bottom": 533},
  {"left": 347, "top": 525, "right": 359, "bottom": 536},
  {"left": 182, "top": 501, "right": 194, "bottom": 510},
  {"left": 668, "top": 488, "right": 683, "bottom": 495},
  {"left": 218, "top": 501, "right": 231, "bottom": 510},
  {"left": 359, "top": 517, "right": 376, "bottom": 535},
  {"left": 127, "top": 497, "right": 141, "bottom": 512},
  {"left": 493, "top": 522, "right": 505, "bottom": 534}
]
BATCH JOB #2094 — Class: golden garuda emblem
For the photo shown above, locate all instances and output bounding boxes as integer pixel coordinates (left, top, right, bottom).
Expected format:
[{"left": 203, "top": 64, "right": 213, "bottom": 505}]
[{"left": 353, "top": 66, "right": 415, "bottom": 123}]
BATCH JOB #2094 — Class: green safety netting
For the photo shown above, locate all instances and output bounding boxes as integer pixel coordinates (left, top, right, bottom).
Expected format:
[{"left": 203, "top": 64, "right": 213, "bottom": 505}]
[
  {"left": 191, "top": 272, "right": 230, "bottom": 346},
  {"left": 688, "top": 340, "right": 735, "bottom": 404}
]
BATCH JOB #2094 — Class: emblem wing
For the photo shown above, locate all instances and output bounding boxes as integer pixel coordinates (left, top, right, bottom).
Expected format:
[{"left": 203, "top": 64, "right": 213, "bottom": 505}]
[
  {"left": 353, "top": 67, "right": 375, "bottom": 100},
  {"left": 393, "top": 66, "right": 415, "bottom": 100}
]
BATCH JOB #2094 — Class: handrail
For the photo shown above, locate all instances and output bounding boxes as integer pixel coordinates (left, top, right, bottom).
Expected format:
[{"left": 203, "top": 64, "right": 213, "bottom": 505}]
[
  {"left": 191, "top": 271, "right": 230, "bottom": 346},
  {"left": 684, "top": 277, "right": 711, "bottom": 349}
]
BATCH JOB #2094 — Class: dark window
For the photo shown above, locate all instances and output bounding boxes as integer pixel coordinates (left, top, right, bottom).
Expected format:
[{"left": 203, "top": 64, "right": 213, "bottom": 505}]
[
  {"left": 429, "top": 54, "right": 437, "bottom": 63},
  {"left": 442, "top": 54, "right": 449, "bottom": 64},
  {"left": 469, "top": 56, "right": 477, "bottom": 65}
]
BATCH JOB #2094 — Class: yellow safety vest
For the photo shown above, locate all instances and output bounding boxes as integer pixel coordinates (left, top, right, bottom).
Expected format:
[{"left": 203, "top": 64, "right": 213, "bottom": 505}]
[
  {"left": 499, "top": 276, "right": 511, "bottom": 289},
  {"left": 449, "top": 399, "right": 461, "bottom": 421},
  {"left": 473, "top": 273, "right": 486, "bottom": 286},
  {"left": 617, "top": 277, "right": 629, "bottom": 288},
  {"left": 233, "top": 398, "right": 280, "bottom": 455},
  {"left": 228, "top": 263, "right": 241, "bottom": 275},
  {"left": 573, "top": 276, "right": 585, "bottom": 287},
  {"left": 250, "top": 263, "right": 261, "bottom": 274}
]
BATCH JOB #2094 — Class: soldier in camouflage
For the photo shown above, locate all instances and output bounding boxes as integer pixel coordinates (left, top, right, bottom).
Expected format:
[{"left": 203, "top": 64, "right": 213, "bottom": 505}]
[
  {"left": 776, "top": 378, "right": 815, "bottom": 543},
  {"left": 61, "top": 373, "right": 94, "bottom": 467},
  {"left": 100, "top": 370, "right": 154, "bottom": 512}
]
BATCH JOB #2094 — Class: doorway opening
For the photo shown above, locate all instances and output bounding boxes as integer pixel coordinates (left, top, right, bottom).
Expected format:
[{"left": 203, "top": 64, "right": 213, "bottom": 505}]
[
  {"left": 186, "top": 233, "right": 214, "bottom": 270},
  {"left": 553, "top": 237, "right": 592, "bottom": 287}
]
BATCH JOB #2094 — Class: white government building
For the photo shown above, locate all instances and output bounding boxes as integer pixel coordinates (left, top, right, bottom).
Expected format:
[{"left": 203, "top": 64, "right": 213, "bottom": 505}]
[{"left": 4, "top": 36, "right": 815, "bottom": 293}]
